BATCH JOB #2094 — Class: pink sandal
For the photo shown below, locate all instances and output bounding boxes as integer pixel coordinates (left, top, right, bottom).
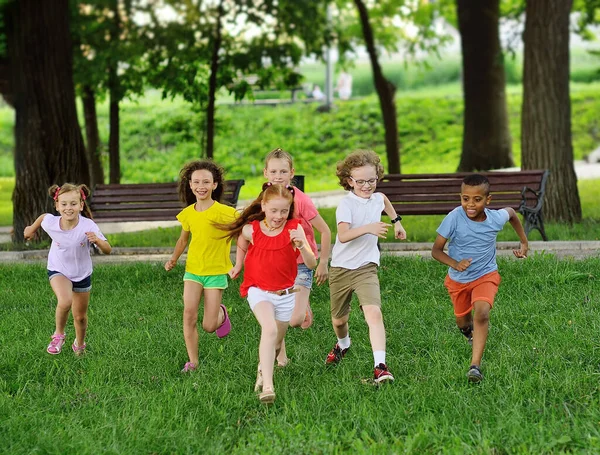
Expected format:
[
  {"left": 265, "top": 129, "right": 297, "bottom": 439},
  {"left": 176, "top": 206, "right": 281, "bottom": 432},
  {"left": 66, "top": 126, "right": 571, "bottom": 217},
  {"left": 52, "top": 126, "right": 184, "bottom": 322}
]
[
  {"left": 72, "top": 340, "right": 86, "bottom": 356},
  {"left": 181, "top": 362, "right": 197, "bottom": 373},
  {"left": 47, "top": 333, "right": 66, "bottom": 355},
  {"left": 215, "top": 304, "right": 231, "bottom": 338}
]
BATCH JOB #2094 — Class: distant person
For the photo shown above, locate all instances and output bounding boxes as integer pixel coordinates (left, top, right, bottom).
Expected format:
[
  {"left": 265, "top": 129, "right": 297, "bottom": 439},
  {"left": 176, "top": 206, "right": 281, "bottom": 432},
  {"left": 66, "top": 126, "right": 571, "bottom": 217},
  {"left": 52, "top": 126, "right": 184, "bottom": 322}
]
[
  {"left": 222, "top": 183, "right": 317, "bottom": 404},
  {"left": 165, "top": 160, "right": 238, "bottom": 373},
  {"left": 262, "top": 148, "right": 331, "bottom": 368},
  {"left": 325, "top": 150, "right": 406, "bottom": 384},
  {"left": 312, "top": 84, "right": 325, "bottom": 101},
  {"left": 335, "top": 71, "right": 353, "bottom": 100},
  {"left": 431, "top": 174, "right": 528, "bottom": 383},
  {"left": 24, "top": 183, "right": 112, "bottom": 356}
]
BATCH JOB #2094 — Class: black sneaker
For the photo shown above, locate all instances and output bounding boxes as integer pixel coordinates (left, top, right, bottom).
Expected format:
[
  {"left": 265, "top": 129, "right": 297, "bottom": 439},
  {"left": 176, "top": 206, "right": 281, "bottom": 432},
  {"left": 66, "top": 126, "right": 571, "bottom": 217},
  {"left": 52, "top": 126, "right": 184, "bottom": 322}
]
[
  {"left": 467, "top": 365, "right": 483, "bottom": 383},
  {"left": 325, "top": 343, "right": 349, "bottom": 365}
]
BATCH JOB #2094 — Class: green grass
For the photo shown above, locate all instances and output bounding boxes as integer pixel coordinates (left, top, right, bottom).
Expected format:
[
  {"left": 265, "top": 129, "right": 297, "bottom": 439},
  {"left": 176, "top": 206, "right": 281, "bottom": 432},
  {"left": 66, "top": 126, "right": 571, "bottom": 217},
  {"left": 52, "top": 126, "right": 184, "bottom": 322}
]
[
  {"left": 2, "top": 256, "right": 600, "bottom": 453},
  {"left": 0, "top": 177, "right": 13, "bottom": 226}
]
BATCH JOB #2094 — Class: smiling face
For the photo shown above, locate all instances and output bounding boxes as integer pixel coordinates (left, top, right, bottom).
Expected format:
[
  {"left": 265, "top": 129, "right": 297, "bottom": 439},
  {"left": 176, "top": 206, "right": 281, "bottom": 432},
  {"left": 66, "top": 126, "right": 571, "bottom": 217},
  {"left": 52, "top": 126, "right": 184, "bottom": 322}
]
[
  {"left": 460, "top": 183, "right": 491, "bottom": 221},
  {"left": 55, "top": 190, "right": 83, "bottom": 222},
  {"left": 264, "top": 158, "right": 294, "bottom": 186},
  {"left": 189, "top": 169, "right": 217, "bottom": 202},
  {"left": 347, "top": 164, "right": 378, "bottom": 199},
  {"left": 261, "top": 196, "right": 291, "bottom": 230}
]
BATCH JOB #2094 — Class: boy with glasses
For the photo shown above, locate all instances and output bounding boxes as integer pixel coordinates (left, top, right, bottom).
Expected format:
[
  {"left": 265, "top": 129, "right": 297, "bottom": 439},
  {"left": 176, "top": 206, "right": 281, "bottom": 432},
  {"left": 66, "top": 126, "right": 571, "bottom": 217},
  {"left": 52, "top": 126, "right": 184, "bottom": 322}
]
[{"left": 325, "top": 150, "right": 406, "bottom": 383}]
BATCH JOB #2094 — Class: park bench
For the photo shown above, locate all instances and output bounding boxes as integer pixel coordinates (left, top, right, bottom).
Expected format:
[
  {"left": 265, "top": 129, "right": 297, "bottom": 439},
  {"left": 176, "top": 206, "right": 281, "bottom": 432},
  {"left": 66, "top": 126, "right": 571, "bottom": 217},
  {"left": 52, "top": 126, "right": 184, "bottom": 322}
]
[
  {"left": 90, "top": 180, "right": 245, "bottom": 222},
  {"left": 377, "top": 170, "right": 550, "bottom": 241}
]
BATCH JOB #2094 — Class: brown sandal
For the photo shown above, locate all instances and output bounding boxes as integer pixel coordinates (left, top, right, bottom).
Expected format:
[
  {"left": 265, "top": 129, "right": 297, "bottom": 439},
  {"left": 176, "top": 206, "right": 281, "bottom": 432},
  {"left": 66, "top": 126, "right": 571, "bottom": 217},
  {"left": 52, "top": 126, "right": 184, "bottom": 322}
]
[{"left": 259, "top": 387, "right": 276, "bottom": 404}]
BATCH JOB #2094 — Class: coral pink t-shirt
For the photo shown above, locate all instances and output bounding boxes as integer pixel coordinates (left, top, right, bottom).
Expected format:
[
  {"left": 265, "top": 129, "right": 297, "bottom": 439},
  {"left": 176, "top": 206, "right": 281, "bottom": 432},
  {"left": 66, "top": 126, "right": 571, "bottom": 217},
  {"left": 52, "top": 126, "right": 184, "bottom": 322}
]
[
  {"left": 292, "top": 188, "right": 319, "bottom": 263},
  {"left": 240, "top": 219, "right": 300, "bottom": 297}
]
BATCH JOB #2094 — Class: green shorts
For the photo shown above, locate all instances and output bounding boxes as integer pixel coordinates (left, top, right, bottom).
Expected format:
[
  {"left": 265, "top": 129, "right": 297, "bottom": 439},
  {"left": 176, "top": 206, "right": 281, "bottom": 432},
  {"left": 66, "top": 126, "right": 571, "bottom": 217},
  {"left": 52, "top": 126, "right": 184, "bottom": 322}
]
[{"left": 183, "top": 272, "right": 228, "bottom": 289}]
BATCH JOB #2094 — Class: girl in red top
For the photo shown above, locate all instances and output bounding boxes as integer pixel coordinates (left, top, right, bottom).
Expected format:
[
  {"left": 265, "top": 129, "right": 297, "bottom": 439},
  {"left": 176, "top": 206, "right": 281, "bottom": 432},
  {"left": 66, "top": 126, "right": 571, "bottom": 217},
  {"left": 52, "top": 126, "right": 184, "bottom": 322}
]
[{"left": 223, "top": 183, "right": 316, "bottom": 404}]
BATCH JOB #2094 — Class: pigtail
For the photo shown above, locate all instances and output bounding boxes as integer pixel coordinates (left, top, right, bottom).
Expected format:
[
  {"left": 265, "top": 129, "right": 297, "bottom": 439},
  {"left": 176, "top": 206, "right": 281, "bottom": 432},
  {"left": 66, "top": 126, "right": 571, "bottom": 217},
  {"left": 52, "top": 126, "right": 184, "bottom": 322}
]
[
  {"left": 78, "top": 184, "right": 93, "bottom": 219},
  {"left": 48, "top": 183, "right": 94, "bottom": 218},
  {"left": 48, "top": 184, "right": 61, "bottom": 200}
]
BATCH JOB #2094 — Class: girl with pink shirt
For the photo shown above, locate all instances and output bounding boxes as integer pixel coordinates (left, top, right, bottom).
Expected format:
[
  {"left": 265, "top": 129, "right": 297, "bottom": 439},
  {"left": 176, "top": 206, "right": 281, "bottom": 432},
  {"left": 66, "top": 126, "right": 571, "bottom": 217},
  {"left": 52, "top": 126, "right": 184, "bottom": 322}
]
[{"left": 24, "top": 183, "right": 112, "bottom": 356}]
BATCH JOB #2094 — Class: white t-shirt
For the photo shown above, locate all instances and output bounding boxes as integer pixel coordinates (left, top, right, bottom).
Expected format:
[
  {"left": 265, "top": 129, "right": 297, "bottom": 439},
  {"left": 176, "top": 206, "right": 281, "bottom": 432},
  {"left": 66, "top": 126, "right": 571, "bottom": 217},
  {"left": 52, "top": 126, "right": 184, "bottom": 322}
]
[
  {"left": 330, "top": 191, "right": 384, "bottom": 270},
  {"left": 41, "top": 214, "right": 106, "bottom": 282}
]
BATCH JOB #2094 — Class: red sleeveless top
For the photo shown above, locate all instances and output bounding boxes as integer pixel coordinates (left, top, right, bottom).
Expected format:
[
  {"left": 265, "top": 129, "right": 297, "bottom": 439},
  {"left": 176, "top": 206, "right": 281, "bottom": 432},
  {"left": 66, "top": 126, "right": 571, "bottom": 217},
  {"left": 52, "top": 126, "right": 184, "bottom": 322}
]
[{"left": 240, "top": 219, "right": 300, "bottom": 297}]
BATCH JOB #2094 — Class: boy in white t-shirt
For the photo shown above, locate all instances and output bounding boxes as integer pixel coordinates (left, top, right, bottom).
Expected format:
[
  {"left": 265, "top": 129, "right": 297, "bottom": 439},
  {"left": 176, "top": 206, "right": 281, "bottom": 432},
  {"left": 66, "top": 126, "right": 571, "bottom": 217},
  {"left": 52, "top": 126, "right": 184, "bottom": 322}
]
[{"left": 326, "top": 150, "right": 406, "bottom": 383}]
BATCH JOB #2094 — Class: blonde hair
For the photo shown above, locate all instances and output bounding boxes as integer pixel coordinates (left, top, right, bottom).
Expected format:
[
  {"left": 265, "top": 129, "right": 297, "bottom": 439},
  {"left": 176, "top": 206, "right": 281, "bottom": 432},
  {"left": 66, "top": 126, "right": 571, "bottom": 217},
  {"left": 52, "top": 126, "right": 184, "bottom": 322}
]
[
  {"left": 336, "top": 150, "right": 384, "bottom": 191},
  {"left": 216, "top": 183, "right": 295, "bottom": 241},
  {"left": 48, "top": 183, "right": 93, "bottom": 218},
  {"left": 264, "top": 147, "right": 294, "bottom": 170}
]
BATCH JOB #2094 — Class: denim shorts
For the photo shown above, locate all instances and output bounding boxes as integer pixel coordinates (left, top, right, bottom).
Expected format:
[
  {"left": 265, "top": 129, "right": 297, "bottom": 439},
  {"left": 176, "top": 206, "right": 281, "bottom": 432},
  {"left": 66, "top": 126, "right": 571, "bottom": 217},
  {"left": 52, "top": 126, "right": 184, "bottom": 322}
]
[
  {"left": 47, "top": 270, "right": 92, "bottom": 293},
  {"left": 295, "top": 263, "right": 313, "bottom": 289}
]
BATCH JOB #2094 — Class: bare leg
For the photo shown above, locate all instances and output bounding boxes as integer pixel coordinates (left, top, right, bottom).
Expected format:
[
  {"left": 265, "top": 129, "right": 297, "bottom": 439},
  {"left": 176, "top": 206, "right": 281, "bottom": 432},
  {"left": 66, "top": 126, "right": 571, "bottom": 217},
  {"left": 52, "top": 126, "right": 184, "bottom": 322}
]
[
  {"left": 201, "top": 289, "right": 224, "bottom": 333},
  {"left": 362, "top": 305, "right": 385, "bottom": 352},
  {"left": 182, "top": 281, "right": 203, "bottom": 365},
  {"left": 470, "top": 300, "right": 491, "bottom": 366},
  {"left": 331, "top": 314, "right": 350, "bottom": 340},
  {"left": 276, "top": 287, "right": 309, "bottom": 366},
  {"left": 71, "top": 292, "right": 90, "bottom": 347},
  {"left": 252, "top": 301, "right": 281, "bottom": 393},
  {"left": 50, "top": 276, "right": 74, "bottom": 334}
]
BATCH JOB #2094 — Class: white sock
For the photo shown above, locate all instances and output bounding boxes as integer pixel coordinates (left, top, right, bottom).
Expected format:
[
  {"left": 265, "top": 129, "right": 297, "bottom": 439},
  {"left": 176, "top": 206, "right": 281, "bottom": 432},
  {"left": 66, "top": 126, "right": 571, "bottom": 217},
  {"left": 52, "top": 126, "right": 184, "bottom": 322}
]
[
  {"left": 373, "top": 350, "right": 386, "bottom": 367},
  {"left": 337, "top": 336, "right": 351, "bottom": 350}
]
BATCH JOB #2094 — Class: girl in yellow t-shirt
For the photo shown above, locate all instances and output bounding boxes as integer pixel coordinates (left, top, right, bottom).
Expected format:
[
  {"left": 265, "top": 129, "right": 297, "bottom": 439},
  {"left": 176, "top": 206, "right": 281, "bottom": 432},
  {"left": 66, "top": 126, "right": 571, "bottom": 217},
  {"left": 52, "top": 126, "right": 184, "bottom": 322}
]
[{"left": 165, "top": 160, "right": 238, "bottom": 373}]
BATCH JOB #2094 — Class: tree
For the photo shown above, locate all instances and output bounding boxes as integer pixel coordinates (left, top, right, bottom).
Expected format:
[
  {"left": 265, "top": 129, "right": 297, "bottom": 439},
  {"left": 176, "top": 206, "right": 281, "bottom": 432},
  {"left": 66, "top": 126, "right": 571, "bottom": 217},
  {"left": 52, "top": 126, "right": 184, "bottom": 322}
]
[
  {"left": 521, "top": 0, "right": 581, "bottom": 223},
  {"left": 456, "top": 0, "right": 514, "bottom": 171},
  {"left": 4, "top": 0, "right": 89, "bottom": 243}
]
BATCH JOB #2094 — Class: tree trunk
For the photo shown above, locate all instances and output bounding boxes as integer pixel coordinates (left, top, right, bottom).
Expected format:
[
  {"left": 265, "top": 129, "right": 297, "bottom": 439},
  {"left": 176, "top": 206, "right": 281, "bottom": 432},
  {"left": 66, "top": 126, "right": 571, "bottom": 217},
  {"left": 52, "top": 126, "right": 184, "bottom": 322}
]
[
  {"left": 108, "top": 87, "right": 121, "bottom": 184},
  {"left": 6, "top": 0, "right": 89, "bottom": 243},
  {"left": 353, "top": 0, "right": 401, "bottom": 174},
  {"left": 206, "top": 2, "right": 225, "bottom": 160},
  {"left": 522, "top": 0, "right": 580, "bottom": 223},
  {"left": 82, "top": 85, "right": 104, "bottom": 188},
  {"left": 456, "top": 0, "right": 514, "bottom": 171}
]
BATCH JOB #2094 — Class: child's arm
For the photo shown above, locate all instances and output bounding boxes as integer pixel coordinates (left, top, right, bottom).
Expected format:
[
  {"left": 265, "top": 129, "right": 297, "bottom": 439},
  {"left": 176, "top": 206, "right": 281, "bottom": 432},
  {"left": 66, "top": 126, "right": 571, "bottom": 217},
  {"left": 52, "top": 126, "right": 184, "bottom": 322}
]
[
  {"left": 337, "top": 221, "right": 390, "bottom": 243},
  {"left": 290, "top": 225, "right": 317, "bottom": 270},
  {"left": 229, "top": 226, "right": 251, "bottom": 279},
  {"left": 382, "top": 193, "right": 407, "bottom": 240},
  {"left": 431, "top": 234, "right": 472, "bottom": 272},
  {"left": 505, "top": 207, "right": 529, "bottom": 258},
  {"left": 23, "top": 214, "right": 47, "bottom": 240},
  {"left": 165, "top": 229, "right": 190, "bottom": 271},
  {"left": 86, "top": 232, "right": 112, "bottom": 255},
  {"left": 310, "top": 214, "right": 331, "bottom": 285}
]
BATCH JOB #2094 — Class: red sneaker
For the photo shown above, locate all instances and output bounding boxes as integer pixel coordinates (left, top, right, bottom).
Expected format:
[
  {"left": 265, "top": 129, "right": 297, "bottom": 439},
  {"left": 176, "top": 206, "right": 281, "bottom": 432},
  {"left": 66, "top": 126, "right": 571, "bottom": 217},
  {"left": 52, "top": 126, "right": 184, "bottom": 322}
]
[
  {"left": 374, "top": 363, "right": 395, "bottom": 383},
  {"left": 325, "top": 343, "right": 349, "bottom": 365}
]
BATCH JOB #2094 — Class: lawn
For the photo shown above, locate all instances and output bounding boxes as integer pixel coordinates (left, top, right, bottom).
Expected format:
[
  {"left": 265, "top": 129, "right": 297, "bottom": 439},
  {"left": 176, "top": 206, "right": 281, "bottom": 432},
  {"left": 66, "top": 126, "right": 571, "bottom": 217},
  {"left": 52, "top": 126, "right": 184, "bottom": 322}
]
[{"left": 1, "top": 256, "right": 600, "bottom": 453}]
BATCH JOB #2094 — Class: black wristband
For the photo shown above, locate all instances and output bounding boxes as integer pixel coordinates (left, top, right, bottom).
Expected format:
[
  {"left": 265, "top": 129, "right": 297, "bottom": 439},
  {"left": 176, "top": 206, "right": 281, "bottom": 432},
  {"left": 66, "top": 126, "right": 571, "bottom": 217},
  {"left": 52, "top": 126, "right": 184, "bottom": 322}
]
[{"left": 391, "top": 215, "right": 402, "bottom": 224}]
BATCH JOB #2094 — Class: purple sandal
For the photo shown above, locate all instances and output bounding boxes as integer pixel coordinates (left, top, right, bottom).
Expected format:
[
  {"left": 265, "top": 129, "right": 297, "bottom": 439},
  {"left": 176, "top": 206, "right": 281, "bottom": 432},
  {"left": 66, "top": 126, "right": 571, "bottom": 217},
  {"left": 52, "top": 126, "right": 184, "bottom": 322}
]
[{"left": 215, "top": 304, "right": 231, "bottom": 338}]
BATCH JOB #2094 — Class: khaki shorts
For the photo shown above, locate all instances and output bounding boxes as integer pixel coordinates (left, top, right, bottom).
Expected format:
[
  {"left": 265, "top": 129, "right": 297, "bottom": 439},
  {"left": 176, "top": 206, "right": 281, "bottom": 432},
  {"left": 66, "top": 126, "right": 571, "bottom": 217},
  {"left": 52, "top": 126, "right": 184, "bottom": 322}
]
[{"left": 329, "top": 263, "right": 381, "bottom": 319}]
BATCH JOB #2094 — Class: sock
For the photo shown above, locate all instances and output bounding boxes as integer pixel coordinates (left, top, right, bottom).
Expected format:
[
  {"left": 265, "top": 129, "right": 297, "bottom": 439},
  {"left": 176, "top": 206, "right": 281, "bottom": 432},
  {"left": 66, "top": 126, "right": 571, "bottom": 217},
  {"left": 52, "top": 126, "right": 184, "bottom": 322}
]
[
  {"left": 460, "top": 324, "right": 473, "bottom": 339},
  {"left": 337, "top": 336, "right": 351, "bottom": 350},
  {"left": 373, "top": 350, "right": 386, "bottom": 367}
]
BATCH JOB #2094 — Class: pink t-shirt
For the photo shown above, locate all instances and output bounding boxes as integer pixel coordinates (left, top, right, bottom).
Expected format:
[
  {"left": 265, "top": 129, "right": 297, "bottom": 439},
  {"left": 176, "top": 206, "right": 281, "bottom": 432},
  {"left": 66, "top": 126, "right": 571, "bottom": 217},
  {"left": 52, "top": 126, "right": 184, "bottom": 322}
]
[
  {"left": 293, "top": 188, "right": 319, "bottom": 263},
  {"left": 41, "top": 214, "right": 107, "bottom": 282}
]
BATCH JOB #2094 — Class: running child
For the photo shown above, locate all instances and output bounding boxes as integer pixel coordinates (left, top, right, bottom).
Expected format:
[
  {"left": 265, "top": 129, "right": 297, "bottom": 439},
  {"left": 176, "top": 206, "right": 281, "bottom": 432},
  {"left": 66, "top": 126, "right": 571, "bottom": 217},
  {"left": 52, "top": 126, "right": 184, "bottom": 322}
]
[
  {"left": 24, "top": 183, "right": 112, "bottom": 356},
  {"left": 431, "top": 174, "right": 528, "bottom": 383},
  {"left": 165, "top": 160, "right": 238, "bottom": 373},
  {"left": 263, "top": 147, "right": 332, "bottom": 367},
  {"left": 326, "top": 150, "right": 406, "bottom": 383},
  {"left": 224, "top": 183, "right": 317, "bottom": 403}
]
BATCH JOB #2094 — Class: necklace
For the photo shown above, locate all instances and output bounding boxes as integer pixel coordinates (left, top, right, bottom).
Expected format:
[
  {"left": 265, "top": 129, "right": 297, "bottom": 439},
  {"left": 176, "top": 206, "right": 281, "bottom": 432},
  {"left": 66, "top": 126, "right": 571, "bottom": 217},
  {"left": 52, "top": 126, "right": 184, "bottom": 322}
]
[{"left": 263, "top": 219, "right": 278, "bottom": 231}]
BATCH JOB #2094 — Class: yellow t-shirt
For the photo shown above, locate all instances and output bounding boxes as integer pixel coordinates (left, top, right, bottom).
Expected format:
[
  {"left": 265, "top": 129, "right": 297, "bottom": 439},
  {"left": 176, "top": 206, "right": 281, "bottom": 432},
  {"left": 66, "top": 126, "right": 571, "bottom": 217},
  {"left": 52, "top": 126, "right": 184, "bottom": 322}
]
[{"left": 176, "top": 201, "right": 237, "bottom": 276}]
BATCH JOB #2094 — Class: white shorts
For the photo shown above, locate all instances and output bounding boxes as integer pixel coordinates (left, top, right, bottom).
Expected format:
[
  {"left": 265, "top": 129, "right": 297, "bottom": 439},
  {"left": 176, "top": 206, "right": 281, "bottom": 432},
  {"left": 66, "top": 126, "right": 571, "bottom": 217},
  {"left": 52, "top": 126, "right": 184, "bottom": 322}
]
[{"left": 247, "top": 287, "right": 296, "bottom": 322}]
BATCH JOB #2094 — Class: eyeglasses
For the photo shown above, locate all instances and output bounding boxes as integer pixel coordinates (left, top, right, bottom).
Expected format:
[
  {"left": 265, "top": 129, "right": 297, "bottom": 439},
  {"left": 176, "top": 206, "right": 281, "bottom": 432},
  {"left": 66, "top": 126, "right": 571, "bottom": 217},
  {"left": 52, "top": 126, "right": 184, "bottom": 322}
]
[{"left": 349, "top": 176, "right": 378, "bottom": 187}]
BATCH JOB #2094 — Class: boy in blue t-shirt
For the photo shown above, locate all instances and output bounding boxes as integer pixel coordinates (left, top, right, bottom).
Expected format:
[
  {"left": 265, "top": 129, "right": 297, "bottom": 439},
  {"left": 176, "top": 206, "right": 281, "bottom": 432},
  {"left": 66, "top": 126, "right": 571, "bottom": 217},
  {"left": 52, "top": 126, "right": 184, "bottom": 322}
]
[{"left": 431, "top": 174, "right": 528, "bottom": 382}]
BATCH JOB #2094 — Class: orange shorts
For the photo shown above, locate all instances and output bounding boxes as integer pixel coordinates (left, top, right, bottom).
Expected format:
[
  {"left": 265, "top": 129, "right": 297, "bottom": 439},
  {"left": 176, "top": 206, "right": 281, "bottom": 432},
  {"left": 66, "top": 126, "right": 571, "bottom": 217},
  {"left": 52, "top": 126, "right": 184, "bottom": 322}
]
[{"left": 443, "top": 270, "right": 501, "bottom": 317}]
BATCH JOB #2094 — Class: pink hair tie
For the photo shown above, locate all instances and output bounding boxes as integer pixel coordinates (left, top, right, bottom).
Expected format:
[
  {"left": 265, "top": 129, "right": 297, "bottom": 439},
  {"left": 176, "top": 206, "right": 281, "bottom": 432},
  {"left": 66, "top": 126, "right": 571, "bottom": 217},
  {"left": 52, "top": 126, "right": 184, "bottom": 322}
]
[
  {"left": 53, "top": 187, "right": 61, "bottom": 201},
  {"left": 80, "top": 189, "right": 87, "bottom": 201}
]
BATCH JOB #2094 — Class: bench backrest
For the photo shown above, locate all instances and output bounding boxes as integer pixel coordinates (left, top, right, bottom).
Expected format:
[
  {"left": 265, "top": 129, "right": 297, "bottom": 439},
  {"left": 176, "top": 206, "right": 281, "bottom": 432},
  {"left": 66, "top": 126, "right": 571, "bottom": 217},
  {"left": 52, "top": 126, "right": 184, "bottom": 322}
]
[
  {"left": 90, "top": 179, "right": 245, "bottom": 222},
  {"left": 378, "top": 170, "right": 548, "bottom": 216}
]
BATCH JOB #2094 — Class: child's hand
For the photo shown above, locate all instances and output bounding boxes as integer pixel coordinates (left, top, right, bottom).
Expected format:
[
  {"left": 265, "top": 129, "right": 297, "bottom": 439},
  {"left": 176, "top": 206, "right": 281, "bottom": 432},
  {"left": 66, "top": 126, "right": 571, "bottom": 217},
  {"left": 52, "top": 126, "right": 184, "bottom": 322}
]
[
  {"left": 228, "top": 264, "right": 242, "bottom": 279},
  {"left": 394, "top": 223, "right": 406, "bottom": 240},
  {"left": 453, "top": 258, "right": 472, "bottom": 272},
  {"left": 289, "top": 227, "right": 307, "bottom": 248},
  {"left": 513, "top": 242, "right": 528, "bottom": 258},
  {"left": 85, "top": 231, "right": 100, "bottom": 244},
  {"left": 368, "top": 222, "right": 391, "bottom": 238},
  {"left": 315, "top": 262, "right": 329, "bottom": 285},
  {"left": 164, "top": 259, "right": 177, "bottom": 271},
  {"left": 23, "top": 226, "right": 37, "bottom": 241}
]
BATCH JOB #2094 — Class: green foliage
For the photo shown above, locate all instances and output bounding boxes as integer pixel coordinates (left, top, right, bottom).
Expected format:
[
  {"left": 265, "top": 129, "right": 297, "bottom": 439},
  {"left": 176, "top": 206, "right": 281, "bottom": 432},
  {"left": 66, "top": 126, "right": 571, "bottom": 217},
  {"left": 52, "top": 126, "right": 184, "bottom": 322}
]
[{"left": 2, "top": 257, "right": 600, "bottom": 453}]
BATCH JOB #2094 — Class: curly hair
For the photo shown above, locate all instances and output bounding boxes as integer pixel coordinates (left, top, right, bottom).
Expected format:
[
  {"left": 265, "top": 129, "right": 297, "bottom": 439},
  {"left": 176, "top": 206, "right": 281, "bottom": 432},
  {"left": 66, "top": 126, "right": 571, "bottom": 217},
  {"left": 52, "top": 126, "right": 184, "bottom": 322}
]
[
  {"left": 336, "top": 150, "right": 384, "bottom": 191},
  {"left": 48, "top": 183, "right": 93, "bottom": 219},
  {"left": 264, "top": 147, "right": 294, "bottom": 170},
  {"left": 216, "top": 183, "right": 295, "bottom": 241},
  {"left": 177, "top": 160, "right": 225, "bottom": 206}
]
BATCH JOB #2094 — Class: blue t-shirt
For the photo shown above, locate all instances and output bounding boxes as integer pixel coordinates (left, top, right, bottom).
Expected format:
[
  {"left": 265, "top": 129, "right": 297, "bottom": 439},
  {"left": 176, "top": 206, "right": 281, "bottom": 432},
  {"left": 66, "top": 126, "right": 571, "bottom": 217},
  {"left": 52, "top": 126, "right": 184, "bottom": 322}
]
[{"left": 436, "top": 207, "right": 510, "bottom": 283}]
